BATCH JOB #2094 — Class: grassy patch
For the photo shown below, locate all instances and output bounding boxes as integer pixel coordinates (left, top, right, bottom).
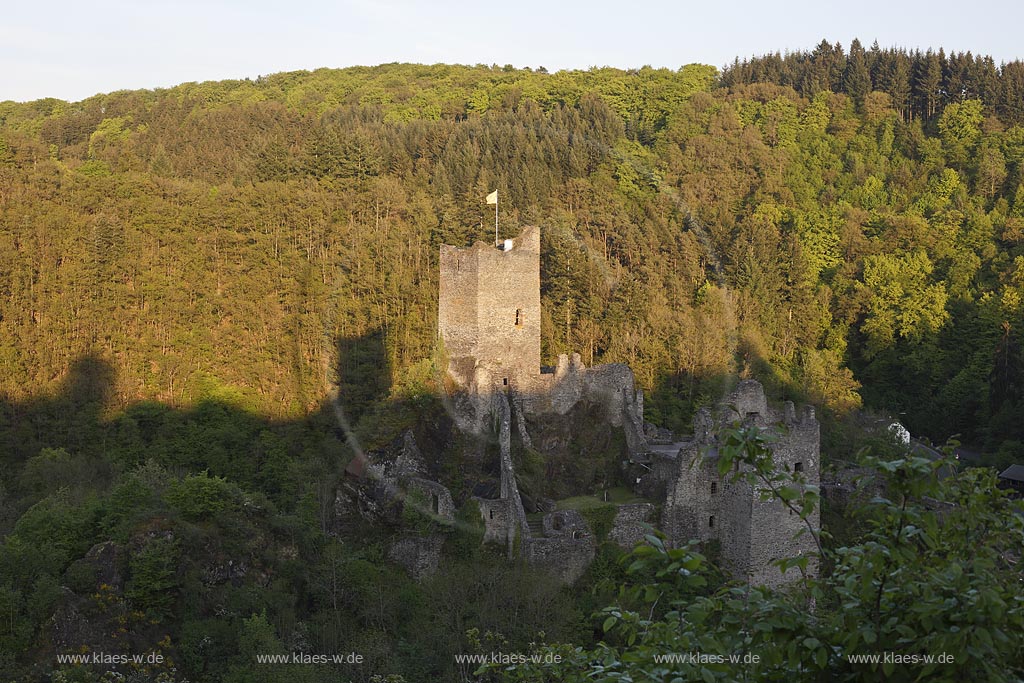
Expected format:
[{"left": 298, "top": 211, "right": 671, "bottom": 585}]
[{"left": 555, "top": 487, "right": 646, "bottom": 510}]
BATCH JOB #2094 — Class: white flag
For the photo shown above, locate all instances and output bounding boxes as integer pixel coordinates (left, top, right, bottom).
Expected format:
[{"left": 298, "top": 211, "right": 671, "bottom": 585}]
[{"left": 486, "top": 190, "right": 498, "bottom": 205}]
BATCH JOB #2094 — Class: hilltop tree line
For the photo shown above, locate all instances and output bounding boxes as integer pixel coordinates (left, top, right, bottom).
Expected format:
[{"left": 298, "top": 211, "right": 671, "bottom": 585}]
[{"left": 723, "top": 39, "right": 1024, "bottom": 124}]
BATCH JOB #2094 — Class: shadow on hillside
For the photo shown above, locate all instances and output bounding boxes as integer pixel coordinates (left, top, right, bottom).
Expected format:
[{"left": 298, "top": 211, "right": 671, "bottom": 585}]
[
  {"left": 645, "top": 333, "right": 804, "bottom": 436},
  {"left": 0, "top": 345, "right": 529, "bottom": 683},
  {"left": 0, "top": 338, "right": 400, "bottom": 515},
  {"left": 337, "top": 329, "right": 392, "bottom": 425}
]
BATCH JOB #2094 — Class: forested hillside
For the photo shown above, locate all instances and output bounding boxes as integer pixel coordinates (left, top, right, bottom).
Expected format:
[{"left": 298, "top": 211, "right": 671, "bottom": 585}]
[
  {"left": 2, "top": 52, "right": 1023, "bottom": 455},
  {"left": 1, "top": 46, "right": 1024, "bottom": 681}
]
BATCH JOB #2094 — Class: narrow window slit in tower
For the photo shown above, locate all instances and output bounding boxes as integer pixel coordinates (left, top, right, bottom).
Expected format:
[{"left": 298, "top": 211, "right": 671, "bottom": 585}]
[{"left": 515, "top": 308, "right": 522, "bottom": 326}]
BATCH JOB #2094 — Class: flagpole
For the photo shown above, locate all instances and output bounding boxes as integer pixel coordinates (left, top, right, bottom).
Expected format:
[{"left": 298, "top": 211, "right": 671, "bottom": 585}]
[{"left": 486, "top": 189, "right": 499, "bottom": 245}]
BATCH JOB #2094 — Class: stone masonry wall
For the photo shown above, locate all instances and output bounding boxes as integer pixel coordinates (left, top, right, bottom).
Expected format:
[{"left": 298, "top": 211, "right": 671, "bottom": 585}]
[
  {"left": 438, "top": 245, "right": 479, "bottom": 388},
  {"left": 526, "top": 509, "right": 595, "bottom": 584},
  {"left": 524, "top": 537, "right": 595, "bottom": 584},
  {"left": 388, "top": 535, "right": 444, "bottom": 581},
  {"left": 477, "top": 497, "right": 515, "bottom": 545},
  {"left": 746, "top": 406, "right": 820, "bottom": 588},
  {"left": 406, "top": 477, "right": 456, "bottom": 523},
  {"left": 662, "top": 380, "right": 820, "bottom": 587},
  {"left": 438, "top": 226, "right": 541, "bottom": 392},
  {"left": 608, "top": 503, "right": 656, "bottom": 549}
]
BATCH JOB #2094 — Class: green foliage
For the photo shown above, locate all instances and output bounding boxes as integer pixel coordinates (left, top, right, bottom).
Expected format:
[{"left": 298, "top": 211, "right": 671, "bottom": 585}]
[
  {"left": 126, "top": 534, "right": 180, "bottom": 621},
  {"left": 400, "top": 486, "right": 450, "bottom": 535},
  {"left": 1, "top": 57, "right": 1023, "bottom": 449},
  {"left": 939, "top": 99, "right": 984, "bottom": 166},
  {"left": 5, "top": 492, "right": 100, "bottom": 580},
  {"left": 577, "top": 504, "right": 617, "bottom": 542},
  {"left": 164, "top": 472, "right": 238, "bottom": 521},
  {"left": 859, "top": 250, "right": 949, "bottom": 355},
  {"left": 20, "top": 447, "right": 74, "bottom": 495},
  {"left": 497, "top": 436, "right": 1024, "bottom": 682}
]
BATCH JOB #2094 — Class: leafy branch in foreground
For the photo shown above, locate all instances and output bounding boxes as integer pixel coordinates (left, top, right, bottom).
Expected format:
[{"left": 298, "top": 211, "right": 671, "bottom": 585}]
[{"left": 490, "top": 432, "right": 1024, "bottom": 682}]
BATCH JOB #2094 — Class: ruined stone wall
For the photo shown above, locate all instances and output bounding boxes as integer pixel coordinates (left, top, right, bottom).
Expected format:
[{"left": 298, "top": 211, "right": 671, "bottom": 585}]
[
  {"left": 716, "top": 472, "right": 754, "bottom": 579},
  {"left": 541, "top": 509, "right": 590, "bottom": 538},
  {"left": 745, "top": 405, "right": 820, "bottom": 588},
  {"left": 388, "top": 535, "right": 444, "bottom": 581},
  {"left": 470, "top": 391, "right": 529, "bottom": 557},
  {"left": 661, "top": 380, "right": 820, "bottom": 587},
  {"left": 438, "top": 226, "right": 541, "bottom": 392},
  {"left": 522, "top": 353, "right": 648, "bottom": 454},
  {"left": 631, "top": 450, "right": 679, "bottom": 501},
  {"left": 494, "top": 392, "right": 529, "bottom": 542},
  {"left": 662, "top": 443, "right": 752, "bottom": 569},
  {"left": 719, "top": 380, "right": 770, "bottom": 424},
  {"left": 662, "top": 442, "right": 709, "bottom": 544},
  {"left": 746, "top": 497, "right": 810, "bottom": 587},
  {"left": 525, "top": 509, "right": 595, "bottom": 584},
  {"left": 582, "top": 363, "right": 646, "bottom": 451},
  {"left": 608, "top": 503, "right": 655, "bottom": 549},
  {"left": 523, "top": 536, "right": 596, "bottom": 584},
  {"left": 407, "top": 478, "right": 456, "bottom": 523},
  {"left": 477, "top": 498, "right": 515, "bottom": 545}
]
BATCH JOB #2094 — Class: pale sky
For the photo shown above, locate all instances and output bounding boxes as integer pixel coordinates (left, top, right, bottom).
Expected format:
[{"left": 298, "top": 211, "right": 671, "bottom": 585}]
[{"left": 2, "top": 0, "right": 1021, "bottom": 103}]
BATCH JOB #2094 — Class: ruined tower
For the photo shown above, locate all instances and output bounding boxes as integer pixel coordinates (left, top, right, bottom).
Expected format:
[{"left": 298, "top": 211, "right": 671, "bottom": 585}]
[
  {"left": 438, "top": 226, "right": 541, "bottom": 392},
  {"left": 659, "top": 380, "right": 821, "bottom": 587}
]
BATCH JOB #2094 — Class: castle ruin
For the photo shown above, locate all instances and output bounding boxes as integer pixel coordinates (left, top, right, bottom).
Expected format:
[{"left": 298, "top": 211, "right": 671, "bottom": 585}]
[
  {"left": 656, "top": 381, "right": 821, "bottom": 587},
  {"left": 438, "top": 226, "right": 542, "bottom": 394},
  {"left": 438, "top": 226, "right": 647, "bottom": 452},
  {"left": 431, "top": 225, "right": 821, "bottom": 587}
]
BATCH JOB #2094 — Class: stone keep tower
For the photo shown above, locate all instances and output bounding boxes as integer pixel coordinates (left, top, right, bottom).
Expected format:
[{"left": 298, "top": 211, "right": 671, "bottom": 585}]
[{"left": 438, "top": 226, "right": 541, "bottom": 392}]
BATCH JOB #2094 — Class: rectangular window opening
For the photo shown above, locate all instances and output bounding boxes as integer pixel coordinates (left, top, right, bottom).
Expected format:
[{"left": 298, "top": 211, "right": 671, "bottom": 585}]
[
  {"left": 794, "top": 462, "right": 803, "bottom": 473},
  {"left": 515, "top": 308, "right": 523, "bottom": 326},
  {"left": 708, "top": 515, "right": 715, "bottom": 529}
]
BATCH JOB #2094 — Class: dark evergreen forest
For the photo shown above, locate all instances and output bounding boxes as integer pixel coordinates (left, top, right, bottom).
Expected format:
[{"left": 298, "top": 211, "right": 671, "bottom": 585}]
[{"left": 1, "top": 43, "right": 1023, "bottom": 681}]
